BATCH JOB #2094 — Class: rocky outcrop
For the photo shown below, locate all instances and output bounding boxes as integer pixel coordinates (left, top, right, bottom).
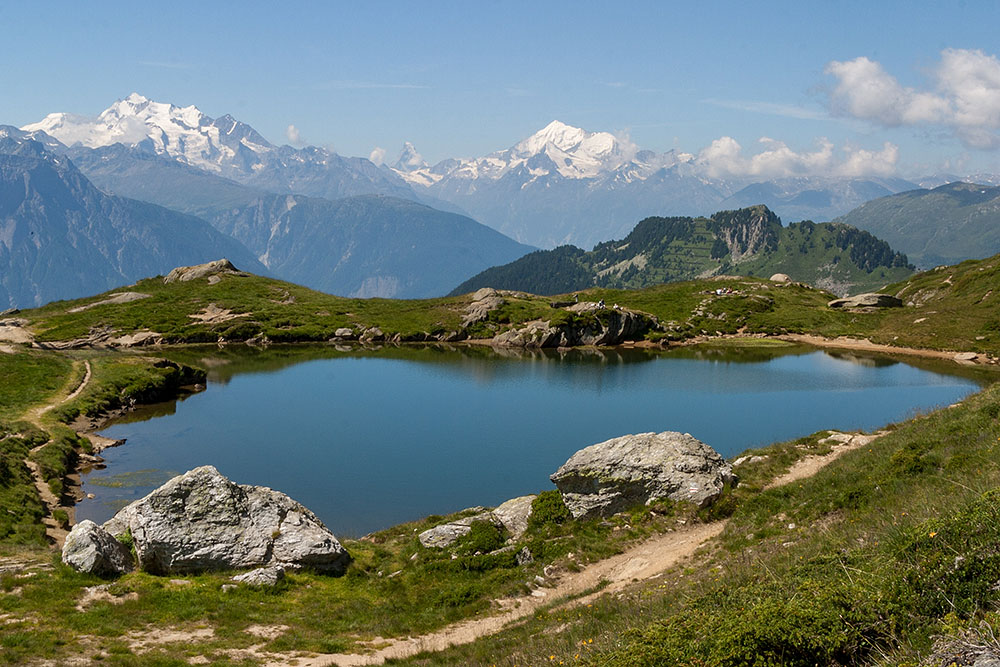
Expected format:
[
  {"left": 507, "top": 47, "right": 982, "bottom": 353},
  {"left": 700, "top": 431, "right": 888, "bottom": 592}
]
[
  {"left": 493, "top": 305, "right": 656, "bottom": 348},
  {"left": 62, "top": 520, "right": 134, "bottom": 577},
  {"left": 493, "top": 495, "right": 535, "bottom": 540},
  {"left": 769, "top": 273, "right": 791, "bottom": 283},
  {"left": 462, "top": 288, "right": 506, "bottom": 327},
  {"left": 550, "top": 431, "right": 736, "bottom": 519},
  {"left": 102, "top": 466, "right": 350, "bottom": 575},
  {"left": 163, "top": 259, "right": 245, "bottom": 284},
  {"left": 828, "top": 293, "right": 903, "bottom": 309},
  {"left": 418, "top": 495, "right": 536, "bottom": 548},
  {"left": 418, "top": 510, "right": 500, "bottom": 549}
]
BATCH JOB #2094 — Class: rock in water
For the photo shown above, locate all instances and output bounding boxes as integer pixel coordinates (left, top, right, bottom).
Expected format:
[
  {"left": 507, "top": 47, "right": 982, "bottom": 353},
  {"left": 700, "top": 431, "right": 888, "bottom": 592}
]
[
  {"left": 550, "top": 432, "right": 736, "bottom": 519},
  {"left": 102, "top": 466, "right": 350, "bottom": 575},
  {"left": 62, "top": 520, "right": 134, "bottom": 577}
]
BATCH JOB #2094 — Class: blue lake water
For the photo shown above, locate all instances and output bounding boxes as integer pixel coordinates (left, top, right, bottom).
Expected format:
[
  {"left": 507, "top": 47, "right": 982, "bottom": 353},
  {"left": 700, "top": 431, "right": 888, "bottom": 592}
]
[{"left": 76, "top": 344, "right": 987, "bottom": 537}]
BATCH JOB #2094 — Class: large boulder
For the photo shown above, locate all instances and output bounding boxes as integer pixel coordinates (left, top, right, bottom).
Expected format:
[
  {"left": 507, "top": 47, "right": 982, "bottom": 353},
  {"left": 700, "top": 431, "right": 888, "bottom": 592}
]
[
  {"left": 418, "top": 510, "right": 502, "bottom": 549},
  {"left": 550, "top": 432, "right": 736, "bottom": 519},
  {"left": 493, "top": 307, "right": 655, "bottom": 348},
  {"left": 102, "top": 466, "right": 350, "bottom": 575},
  {"left": 62, "top": 520, "right": 134, "bottom": 577},
  {"left": 493, "top": 495, "right": 536, "bottom": 540},
  {"left": 828, "top": 293, "right": 903, "bottom": 309},
  {"left": 163, "top": 259, "right": 243, "bottom": 284}
]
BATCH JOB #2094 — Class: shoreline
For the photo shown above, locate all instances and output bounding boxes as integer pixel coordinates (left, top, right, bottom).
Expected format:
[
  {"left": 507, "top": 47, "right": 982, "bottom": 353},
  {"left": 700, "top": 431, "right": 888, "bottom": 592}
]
[{"left": 60, "top": 336, "right": 994, "bottom": 537}]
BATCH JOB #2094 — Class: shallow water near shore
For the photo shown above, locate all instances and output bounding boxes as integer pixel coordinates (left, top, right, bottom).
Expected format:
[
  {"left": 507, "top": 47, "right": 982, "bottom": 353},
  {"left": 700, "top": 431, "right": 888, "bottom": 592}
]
[{"left": 76, "top": 343, "right": 989, "bottom": 537}]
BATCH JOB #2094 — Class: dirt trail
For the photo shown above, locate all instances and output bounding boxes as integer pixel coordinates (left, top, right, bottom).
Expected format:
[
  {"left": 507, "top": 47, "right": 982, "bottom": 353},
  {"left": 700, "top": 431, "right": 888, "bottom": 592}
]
[
  {"left": 776, "top": 333, "right": 989, "bottom": 363},
  {"left": 272, "top": 429, "right": 885, "bottom": 667},
  {"left": 23, "top": 360, "right": 92, "bottom": 546}
]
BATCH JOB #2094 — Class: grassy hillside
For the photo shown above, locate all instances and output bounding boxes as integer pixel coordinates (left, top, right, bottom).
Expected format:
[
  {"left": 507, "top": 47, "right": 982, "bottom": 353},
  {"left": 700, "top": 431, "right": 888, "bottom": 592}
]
[
  {"left": 3, "top": 254, "right": 1000, "bottom": 664},
  {"left": 396, "top": 378, "right": 1000, "bottom": 666},
  {"left": 452, "top": 205, "right": 913, "bottom": 297},
  {"left": 835, "top": 181, "right": 1000, "bottom": 268},
  {"left": 14, "top": 250, "right": 1000, "bottom": 360}
]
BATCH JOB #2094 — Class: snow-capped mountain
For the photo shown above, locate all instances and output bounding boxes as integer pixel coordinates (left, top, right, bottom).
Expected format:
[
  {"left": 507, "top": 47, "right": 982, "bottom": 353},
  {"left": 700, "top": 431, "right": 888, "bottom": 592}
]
[
  {"left": 389, "top": 121, "right": 918, "bottom": 249},
  {"left": 396, "top": 120, "right": 684, "bottom": 188},
  {"left": 23, "top": 93, "right": 415, "bottom": 202}
]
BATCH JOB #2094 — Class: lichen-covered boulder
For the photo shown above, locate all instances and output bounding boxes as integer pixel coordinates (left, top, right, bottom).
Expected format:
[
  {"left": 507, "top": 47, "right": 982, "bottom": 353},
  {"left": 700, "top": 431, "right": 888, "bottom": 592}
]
[
  {"left": 102, "top": 466, "right": 350, "bottom": 575},
  {"left": 62, "top": 520, "right": 133, "bottom": 577},
  {"left": 828, "top": 293, "right": 903, "bottom": 309},
  {"left": 418, "top": 510, "right": 503, "bottom": 549},
  {"left": 493, "top": 495, "right": 536, "bottom": 540},
  {"left": 550, "top": 432, "right": 736, "bottom": 519}
]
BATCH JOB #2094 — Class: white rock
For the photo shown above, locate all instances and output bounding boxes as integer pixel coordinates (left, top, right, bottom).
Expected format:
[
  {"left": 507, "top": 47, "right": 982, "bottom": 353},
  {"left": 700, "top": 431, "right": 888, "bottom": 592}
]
[
  {"left": 103, "top": 466, "right": 349, "bottom": 575},
  {"left": 62, "top": 520, "right": 133, "bottom": 577}
]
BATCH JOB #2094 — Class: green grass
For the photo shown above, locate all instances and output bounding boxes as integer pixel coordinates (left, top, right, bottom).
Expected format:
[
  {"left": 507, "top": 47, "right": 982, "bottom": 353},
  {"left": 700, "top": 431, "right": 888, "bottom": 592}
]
[
  {"left": 0, "top": 351, "right": 74, "bottom": 420},
  {"left": 26, "top": 272, "right": 466, "bottom": 344},
  {"left": 395, "top": 381, "right": 1000, "bottom": 666}
]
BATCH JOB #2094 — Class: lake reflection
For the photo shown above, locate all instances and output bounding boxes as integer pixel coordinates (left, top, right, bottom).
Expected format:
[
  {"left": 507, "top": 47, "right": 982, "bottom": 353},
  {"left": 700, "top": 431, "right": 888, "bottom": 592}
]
[{"left": 77, "top": 343, "right": 987, "bottom": 536}]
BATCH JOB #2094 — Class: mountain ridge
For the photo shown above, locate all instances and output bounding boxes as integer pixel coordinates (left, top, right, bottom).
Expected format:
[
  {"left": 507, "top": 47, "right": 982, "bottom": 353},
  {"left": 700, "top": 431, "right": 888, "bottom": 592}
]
[
  {"left": 0, "top": 126, "right": 266, "bottom": 308},
  {"left": 451, "top": 205, "right": 913, "bottom": 297}
]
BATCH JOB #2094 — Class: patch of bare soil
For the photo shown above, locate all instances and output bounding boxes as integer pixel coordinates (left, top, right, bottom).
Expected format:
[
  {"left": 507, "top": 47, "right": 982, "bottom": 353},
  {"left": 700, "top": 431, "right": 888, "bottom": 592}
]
[
  {"left": 0, "top": 319, "right": 34, "bottom": 345},
  {"left": 76, "top": 584, "right": 138, "bottom": 611},
  {"left": 126, "top": 627, "right": 215, "bottom": 653},
  {"left": 188, "top": 303, "right": 248, "bottom": 325},
  {"left": 778, "top": 333, "right": 995, "bottom": 364},
  {"left": 67, "top": 292, "right": 151, "bottom": 313}
]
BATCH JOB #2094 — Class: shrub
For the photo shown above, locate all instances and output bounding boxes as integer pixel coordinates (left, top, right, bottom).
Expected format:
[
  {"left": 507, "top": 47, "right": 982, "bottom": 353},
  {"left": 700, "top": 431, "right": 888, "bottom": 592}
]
[
  {"left": 456, "top": 520, "right": 506, "bottom": 556},
  {"left": 529, "top": 490, "right": 571, "bottom": 528}
]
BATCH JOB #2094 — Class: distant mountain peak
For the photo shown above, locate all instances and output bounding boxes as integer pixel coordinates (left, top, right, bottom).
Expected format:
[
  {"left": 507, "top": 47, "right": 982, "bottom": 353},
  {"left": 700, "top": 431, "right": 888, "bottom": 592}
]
[{"left": 394, "top": 141, "right": 427, "bottom": 171}]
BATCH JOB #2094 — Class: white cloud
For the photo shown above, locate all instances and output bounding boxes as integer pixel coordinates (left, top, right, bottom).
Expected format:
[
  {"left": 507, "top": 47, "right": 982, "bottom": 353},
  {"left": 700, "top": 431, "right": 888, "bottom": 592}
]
[
  {"left": 825, "top": 49, "right": 1000, "bottom": 149},
  {"left": 835, "top": 142, "right": 899, "bottom": 178},
  {"left": 286, "top": 124, "right": 303, "bottom": 146},
  {"left": 369, "top": 146, "right": 386, "bottom": 166},
  {"left": 695, "top": 136, "right": 897, "bottom": 179}
]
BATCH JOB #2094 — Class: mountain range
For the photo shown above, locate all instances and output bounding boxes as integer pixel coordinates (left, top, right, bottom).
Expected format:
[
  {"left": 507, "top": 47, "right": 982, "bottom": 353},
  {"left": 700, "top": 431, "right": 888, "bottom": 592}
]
[
  {"left": 3, "top": 118, "right": 532, "bottom": 305},
  {"left": 389, "top": 120, "right": 920, "bottom": 248},
  {"left": 834, "top": 182, "right": 1000, "bottom": 268},
  {"left": 23, "top": 94, "right": 946, "bottom": 251},
  {"left": 0, "top": 127, "right": 266, "bottom": 308},
  {"left": 11, "top": 93, "right": 995, "bottom": 308},
  {"left": 452, "top": 205, "right": 913, "bottom": 297}
]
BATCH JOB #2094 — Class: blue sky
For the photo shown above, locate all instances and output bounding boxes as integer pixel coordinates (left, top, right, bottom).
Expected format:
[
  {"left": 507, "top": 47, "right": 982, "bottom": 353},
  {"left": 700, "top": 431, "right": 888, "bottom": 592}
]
[{"left": 3, "top": 0, "right": 999, "bottom": 176}]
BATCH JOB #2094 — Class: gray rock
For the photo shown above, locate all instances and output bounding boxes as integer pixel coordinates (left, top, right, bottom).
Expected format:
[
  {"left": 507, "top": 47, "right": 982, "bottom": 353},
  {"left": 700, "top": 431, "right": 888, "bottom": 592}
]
[
  {"left": 516, "top": 546, "right": 534, "bottom": 565},
  {"left": 769, "top": 273, "right": 791, "bottom": 283},
  {"left": 333, "top": 327, "right": 355, "bottom": 339},
  {"left": 493, "top": 308, "right": 655, "bottom": 348},
  {"left": 493, "top": 495, "right": 536, "bottom": 540},
  {"left": 163, "top": 259, "right": 242, "bottom": 284},
  {"left": 62, "top": 520, "right": 133, "bottom": 578},
  {"left": 462, "top": 288, "right": 506, "bottom": 327},
  {"left": 102, "top": 466, "right": 350, "bottom": 575},
  {"left": 551, "top": 432, "right": 736, "bottom": 519},
  {"left": 827, "top": 293, "right": 903, "bottom": 309},
  {"left": 418, "top": 511, "right": 502, "bottom": 549},
  {"left": 955, "top": 351, "right": 979, "bottom": 362},
  {"left": 232, "top": 565, "right": 285, "bottom": 587}
]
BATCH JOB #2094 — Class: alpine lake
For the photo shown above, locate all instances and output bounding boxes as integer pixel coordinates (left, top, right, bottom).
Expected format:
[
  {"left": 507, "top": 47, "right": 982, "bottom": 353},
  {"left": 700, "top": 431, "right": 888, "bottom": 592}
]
[{"left": 75, "top": 342, "right": 992, "bottom": 537}]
